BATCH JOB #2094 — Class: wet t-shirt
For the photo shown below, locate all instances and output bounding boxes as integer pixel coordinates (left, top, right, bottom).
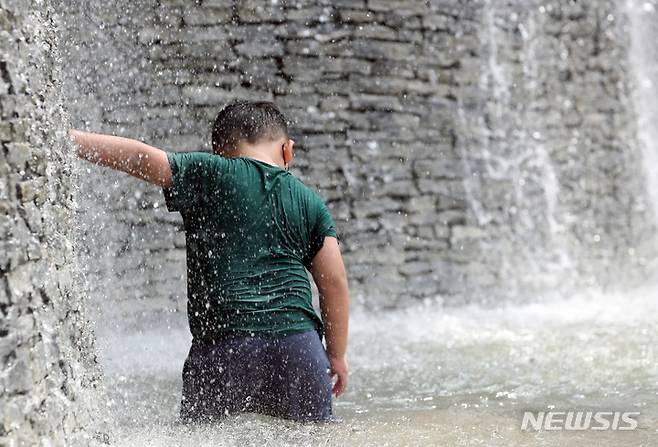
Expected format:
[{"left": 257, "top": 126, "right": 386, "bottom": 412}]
[{"left": 162, "top": 151, "right": 339, "bottom": 343}]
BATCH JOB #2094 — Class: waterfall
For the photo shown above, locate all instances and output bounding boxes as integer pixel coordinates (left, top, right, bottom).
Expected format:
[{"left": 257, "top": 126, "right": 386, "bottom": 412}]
[
  {"left": 626, "top": 0, "right": 658, "bottom": 225},
  {"left": 457, "top": 0, "right": 579, "bottom": 300}
]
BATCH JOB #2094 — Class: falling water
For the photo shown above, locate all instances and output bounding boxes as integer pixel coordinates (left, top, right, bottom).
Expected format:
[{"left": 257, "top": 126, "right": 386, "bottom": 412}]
[
  {"left": 38, "top": 1, "right": 658, "bottom": 446},
  {"left": 626, "top": 0, "right": 658, "bottom": 226},
  {"left": 457, "top": 0, "right": 578, "bottom": 300}
]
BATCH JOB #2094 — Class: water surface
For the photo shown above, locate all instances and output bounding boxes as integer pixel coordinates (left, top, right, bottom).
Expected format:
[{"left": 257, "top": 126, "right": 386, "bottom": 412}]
[{"left": 96, "top": 284, "right": 658, "bottom": 446}]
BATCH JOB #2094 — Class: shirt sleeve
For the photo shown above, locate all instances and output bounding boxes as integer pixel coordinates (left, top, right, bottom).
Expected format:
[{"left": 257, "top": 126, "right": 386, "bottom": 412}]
[
  {"left": 162, "top": 151, "right": 224, "bottom": 212},
  {"left": 305, "top": 195, "right": 340, "bottom": 267},
  {"left": 315, "top": 199, "right": 339, "bottom": 242}
]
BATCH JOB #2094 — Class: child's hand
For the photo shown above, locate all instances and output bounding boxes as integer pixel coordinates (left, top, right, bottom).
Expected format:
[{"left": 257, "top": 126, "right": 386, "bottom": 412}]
[
  {"left": 68, "top": 128, "right": 79, "bottom": 142},
  {"left": 329, "top": 354, "right": 348, "bottom": 397}
]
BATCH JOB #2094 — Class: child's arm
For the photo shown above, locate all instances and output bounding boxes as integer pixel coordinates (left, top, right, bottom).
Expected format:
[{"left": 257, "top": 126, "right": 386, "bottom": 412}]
[
  {"left": 310, "top": 236, "right": 350, "bottom": 397},
  {"left": 68, "top": 129, "right": 172, "bottom": 188}
]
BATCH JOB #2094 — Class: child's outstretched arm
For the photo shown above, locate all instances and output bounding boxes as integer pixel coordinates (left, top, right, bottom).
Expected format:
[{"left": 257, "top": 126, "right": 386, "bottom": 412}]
[
  {"left": 68, "top": 128, "right": 172, "bottom": 188},
  {"left": 310, "top": 236, "right": 350, "bottom": 397}
]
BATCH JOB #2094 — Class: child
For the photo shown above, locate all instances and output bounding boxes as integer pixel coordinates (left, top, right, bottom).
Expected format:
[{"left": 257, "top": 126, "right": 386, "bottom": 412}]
[{"left": 69, "top": 100, "right": 349, "bottom": 423}]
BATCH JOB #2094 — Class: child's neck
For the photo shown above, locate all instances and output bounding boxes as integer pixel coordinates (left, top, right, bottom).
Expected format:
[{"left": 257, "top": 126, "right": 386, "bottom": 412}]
[{"left": 236, "top": 149, "right": 285, "bottom": 169}]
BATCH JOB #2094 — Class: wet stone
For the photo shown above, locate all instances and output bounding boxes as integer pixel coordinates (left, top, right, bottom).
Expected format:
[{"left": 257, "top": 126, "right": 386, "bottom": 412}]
[
  {"left": 2, "top": 0, "right": 99, "bottom": 444},
  {"left": 3, "top": 354, "right": 33, "bottom": 394},
  {"left": 5, "top": 142, "right": 32, "bottom": 171}
]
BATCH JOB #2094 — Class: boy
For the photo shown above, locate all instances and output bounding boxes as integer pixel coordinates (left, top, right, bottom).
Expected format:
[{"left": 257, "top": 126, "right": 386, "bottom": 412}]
[{"left": 69, "top": 100, "right": 349, "bottom": 423}]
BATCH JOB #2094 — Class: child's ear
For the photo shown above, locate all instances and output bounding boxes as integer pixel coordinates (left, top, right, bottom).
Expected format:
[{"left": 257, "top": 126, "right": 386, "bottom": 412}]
[{"left": 283, "top": 139, "right": 294, "bottom": 163}]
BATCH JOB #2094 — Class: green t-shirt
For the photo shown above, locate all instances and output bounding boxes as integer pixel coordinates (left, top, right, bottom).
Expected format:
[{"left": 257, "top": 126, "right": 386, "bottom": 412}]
[{"left": 162, "top": 151, "right": 339, "bottom": 343}]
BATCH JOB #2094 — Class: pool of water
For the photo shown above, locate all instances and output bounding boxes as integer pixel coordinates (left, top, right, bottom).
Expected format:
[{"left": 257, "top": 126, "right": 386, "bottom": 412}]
[{"left": 94, "top": 283, "right": 658, "bottom": 446}]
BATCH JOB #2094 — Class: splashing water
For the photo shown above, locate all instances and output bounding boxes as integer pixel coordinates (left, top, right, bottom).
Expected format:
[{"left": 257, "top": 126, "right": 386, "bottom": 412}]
[
  {"left": 50, "top": 1, "right": 658, "bottom": 445},
  {"left": 93, "top": 282, "right": 658, "bottom": 446}
]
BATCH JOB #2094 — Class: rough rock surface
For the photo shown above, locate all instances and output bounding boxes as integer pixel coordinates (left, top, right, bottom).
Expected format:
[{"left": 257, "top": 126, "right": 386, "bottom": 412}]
[{"left": 0, "top": 1, "right": 101, "bottom": 445}]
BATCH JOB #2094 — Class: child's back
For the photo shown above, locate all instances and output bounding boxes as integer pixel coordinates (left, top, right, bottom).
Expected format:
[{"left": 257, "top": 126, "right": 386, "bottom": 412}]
[{"left": 163, "top": 152, "right": 338, "bottom": 343}]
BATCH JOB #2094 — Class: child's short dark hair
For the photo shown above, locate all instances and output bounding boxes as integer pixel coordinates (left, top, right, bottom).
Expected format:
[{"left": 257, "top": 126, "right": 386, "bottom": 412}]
[{"left": 211, "top": 100, "right": 290, "bottom": 152}]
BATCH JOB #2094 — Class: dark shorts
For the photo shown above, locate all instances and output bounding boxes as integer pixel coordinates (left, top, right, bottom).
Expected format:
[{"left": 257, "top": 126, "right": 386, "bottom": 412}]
[{"left": 179, "top": 330, "right": 334, "bottom": 423}]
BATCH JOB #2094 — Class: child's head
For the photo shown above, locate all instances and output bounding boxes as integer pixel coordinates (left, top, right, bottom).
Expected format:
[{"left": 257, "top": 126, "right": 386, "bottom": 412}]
[{"left": 211, "top": 100, "right": 294, "bottom": 166}]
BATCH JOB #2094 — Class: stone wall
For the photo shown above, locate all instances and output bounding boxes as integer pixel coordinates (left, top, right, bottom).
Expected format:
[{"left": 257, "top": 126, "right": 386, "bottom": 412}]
[
  {"left": 57, "top": 0, "right": 656, "bottom": 319},
  {"left": 0, "top": 1, "right": 100, "bottom": 445}
]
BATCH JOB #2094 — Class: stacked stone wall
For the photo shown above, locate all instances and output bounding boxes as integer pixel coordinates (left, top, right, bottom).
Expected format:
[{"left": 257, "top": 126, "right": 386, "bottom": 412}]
[{"left": 57, "top": 0, "right": 656, "bottom": 316}]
